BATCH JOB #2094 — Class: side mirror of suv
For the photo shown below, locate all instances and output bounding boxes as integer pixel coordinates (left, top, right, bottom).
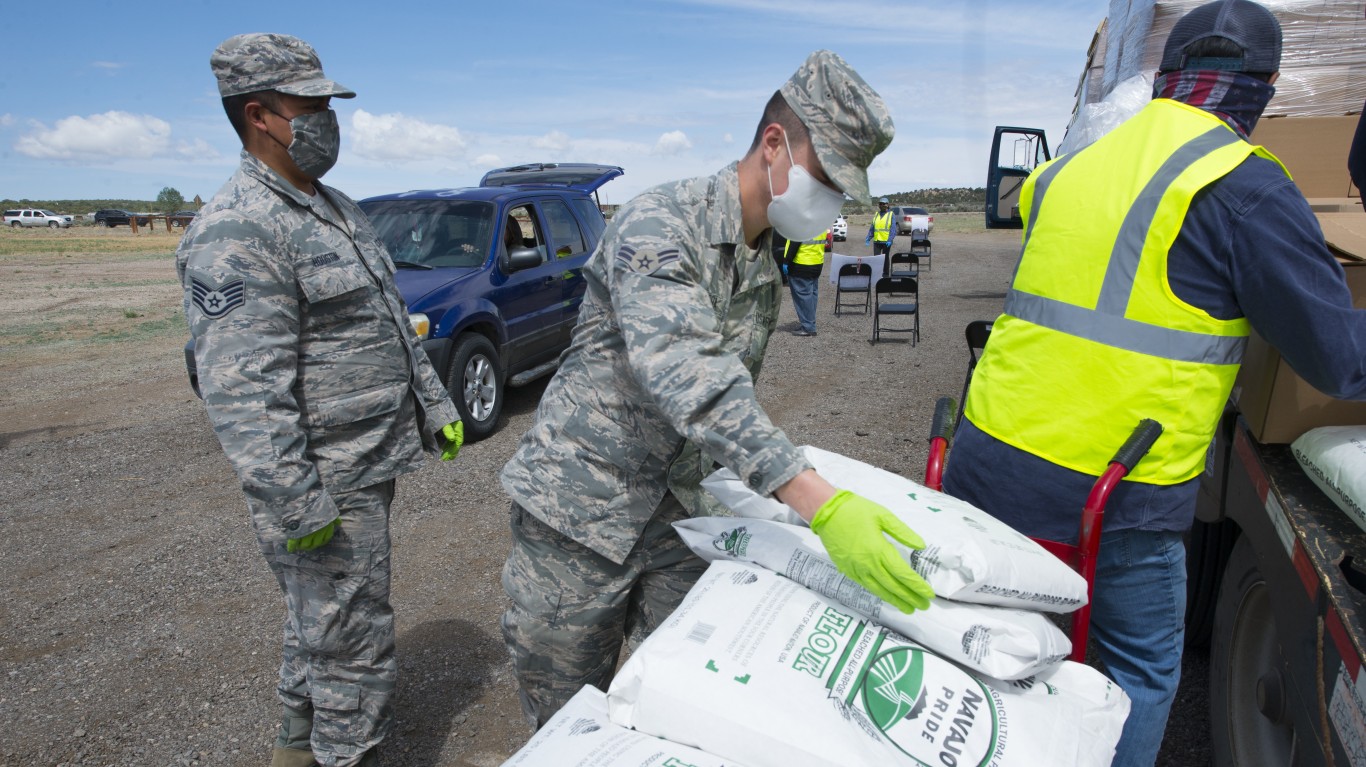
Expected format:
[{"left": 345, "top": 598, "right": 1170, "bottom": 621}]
[{"left": 507, "top": 246, "right": 544, "bottom": 272}]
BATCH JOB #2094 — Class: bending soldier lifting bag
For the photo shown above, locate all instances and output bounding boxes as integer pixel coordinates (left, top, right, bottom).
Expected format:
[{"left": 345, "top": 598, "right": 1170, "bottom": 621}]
[
  {"left": 702, "top": 446, "right": 1089, "bottom": 610},
  {"left": 606, "top": 562, "right": 1129, "bottom": 767},
  {"left": 502, "top": 686, "right": 747, "bottom": 767},
  {"left": 672, "top": 516, "right": 1071, "bottom": 680}
]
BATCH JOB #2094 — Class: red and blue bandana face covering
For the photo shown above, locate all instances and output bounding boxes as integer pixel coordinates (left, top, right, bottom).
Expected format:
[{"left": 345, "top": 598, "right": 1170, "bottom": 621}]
[{"left": 1153, "top": 69, "right": 1276, "bottom": 139}]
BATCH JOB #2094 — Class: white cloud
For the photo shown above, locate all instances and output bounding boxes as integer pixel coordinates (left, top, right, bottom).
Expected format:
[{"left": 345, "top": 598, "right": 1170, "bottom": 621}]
[
  {"left": 91, "top": 61, "right": 124, "bottom": 71},
  {"left": 653, "top": 130, "right": 692, "bottom": 156},
  {"left": 531, "top": 130, "right": 571, "bottom": 152},
  {"left": 722, "top": 132, "right": 734, "bottom": 144},
  {"left": 0, "top": 114, "right": 14, "bottom": 128},
  {"left": 174, "top": 138, "right": 224, "bottom": 163},
  {"left": 474, "top": 153, "right": 503, "bottom": 168},
  {"left": 349, "top": 108, "right": 466, "bottom": 162},
  {"left": 15, "top": 111, "right": 171, "bottom": 160}
]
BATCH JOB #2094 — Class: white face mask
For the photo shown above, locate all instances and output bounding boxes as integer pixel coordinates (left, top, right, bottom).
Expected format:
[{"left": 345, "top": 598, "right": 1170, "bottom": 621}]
[{"left": 766, "top": 130, "right": 846, "bottom": 242}]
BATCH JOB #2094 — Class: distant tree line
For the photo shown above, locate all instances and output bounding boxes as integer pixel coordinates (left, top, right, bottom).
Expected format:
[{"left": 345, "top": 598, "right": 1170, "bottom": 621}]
[
  {"left": 845, "top": 187, "right": 986, "bottom": 214},
  {"left": 1, "top": 199, "right": 159, "bottom": 215},
  {"left": 2, "top": 188, "right": 198, "bottom": 216}
]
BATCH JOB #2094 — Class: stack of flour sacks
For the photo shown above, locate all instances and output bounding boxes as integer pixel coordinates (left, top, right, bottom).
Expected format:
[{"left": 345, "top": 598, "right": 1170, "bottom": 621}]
[{"left": 502, "top": 446, "right": 1130, "bottom": 767}]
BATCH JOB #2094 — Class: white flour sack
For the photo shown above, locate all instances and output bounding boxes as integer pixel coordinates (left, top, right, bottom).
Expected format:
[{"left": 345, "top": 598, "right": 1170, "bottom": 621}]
[
  {"left": 672, "top": 516, "right": 1071, "bottom": 680},
  {"left": 1292, "top": 426, "right": 1366, "bottom": 534},
  {"left": 607, "top": 562, "right": 1129, "bottom": 767},
  {"left": 701, "top": 446, "right": 1088, "bottom": 611},
  {"left": 502, "top": 685, "right": 748, "bottom": 767}
]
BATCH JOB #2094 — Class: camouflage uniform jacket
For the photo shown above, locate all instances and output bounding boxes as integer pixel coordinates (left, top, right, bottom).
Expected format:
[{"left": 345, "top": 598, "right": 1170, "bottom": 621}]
[
  {"left": 500, "top": 163, "right": 812, "bottom": 564},
  {"left": 177, "top": 151, "right": 459, "bottom": 544}
]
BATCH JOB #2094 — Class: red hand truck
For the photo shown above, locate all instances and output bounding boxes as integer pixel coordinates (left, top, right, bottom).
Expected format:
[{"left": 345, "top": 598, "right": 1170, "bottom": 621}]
[{"left": 923, "top": 395, "right": 1163, "bottom": 663}]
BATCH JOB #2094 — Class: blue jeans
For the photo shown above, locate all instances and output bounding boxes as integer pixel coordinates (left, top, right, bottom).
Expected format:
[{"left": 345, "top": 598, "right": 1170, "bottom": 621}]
[
  {"left": 1090, "top": 528, "right": 1187, "bottom": 767},
  {"left": 788, "top": 273, "right": 819, "bottom": 332}
]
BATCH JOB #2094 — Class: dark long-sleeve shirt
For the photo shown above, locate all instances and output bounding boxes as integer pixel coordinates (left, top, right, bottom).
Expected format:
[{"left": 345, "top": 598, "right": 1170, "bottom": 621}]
[
  {"left": 945, "top": 152, "right": 1366, "bottom": 541},
  {"left": 1351, "top": 103, "right": 1366, "bottom": 210}
]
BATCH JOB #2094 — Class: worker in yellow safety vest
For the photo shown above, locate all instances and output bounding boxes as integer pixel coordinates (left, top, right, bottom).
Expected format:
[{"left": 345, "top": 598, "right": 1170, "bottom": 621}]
[
  {"left": 866, "top": 195, "right": 896, "bottom": 256},
  {"left": 944, "top": 2, "right": 1366, "bottom": 766},
  {"left": 784, "top": 229, "right": 828, "bottom": 336}
]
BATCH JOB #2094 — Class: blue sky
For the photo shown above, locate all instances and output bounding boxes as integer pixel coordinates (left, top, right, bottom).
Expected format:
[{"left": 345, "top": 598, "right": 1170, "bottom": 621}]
[{"left": 0, "top": 0, "right": 1108, "bottom": 204}]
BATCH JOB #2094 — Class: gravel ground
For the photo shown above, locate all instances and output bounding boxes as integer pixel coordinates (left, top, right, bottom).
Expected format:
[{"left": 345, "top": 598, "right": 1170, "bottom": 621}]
[{"left": 0, "top": 224, "right": 1211, "bottom": 766}]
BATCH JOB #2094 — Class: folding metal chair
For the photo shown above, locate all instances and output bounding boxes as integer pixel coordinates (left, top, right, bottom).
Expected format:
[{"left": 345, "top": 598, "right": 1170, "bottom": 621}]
[
  {"left": 957, "top": 319, "right": 993, "bottom": 424},
  {"left": 910, "top": 228, "right": 932, "bottom": 270},
  {"left": 834, "top": 262, "right": 872, "bottom": 315},
  {"left": 888, "top": 251, "right": 919, "bottom": 279},
  {"left": 871, "top": 276, "right": 918, "bottom": 344}
]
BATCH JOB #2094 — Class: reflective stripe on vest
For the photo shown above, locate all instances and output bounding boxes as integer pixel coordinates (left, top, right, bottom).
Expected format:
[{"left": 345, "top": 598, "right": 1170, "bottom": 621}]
[
  {"left": 794, "top": 231, "right": 827, "bottom": 266},
  {"left": 873, "top": 211, "right": 892, "bottom": 242},
  {"left": 966, "top": 99, "right": 1287, "bottom": 484}
]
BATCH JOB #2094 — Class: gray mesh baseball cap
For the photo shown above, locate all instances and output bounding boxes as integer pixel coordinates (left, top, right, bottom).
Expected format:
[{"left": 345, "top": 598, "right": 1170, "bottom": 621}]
[
  {"left": 1159, "top": 0, "right": 1282, "bottom": 74},
  {"left": 211, "top": 33, "right": 356, "bottom": 99},
  {"left": 779, "top": 50, "right": 894, "bottom": 204}
]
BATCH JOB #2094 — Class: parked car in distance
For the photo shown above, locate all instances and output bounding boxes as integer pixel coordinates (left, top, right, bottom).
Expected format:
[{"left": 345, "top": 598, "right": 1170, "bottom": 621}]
[
  {"left": 831, "top": 214, "right": 848, "bottom": 241},
  {"left": 94, "top": 209, "right": 152, "bottom": 228},
  {"left": 186, "top": 162, "right": 624, "bottom": 443},
  {"left": 893, "top": 205, "right": 934, "bottom": 236},
  {"left": 169, "top": 210, "right": 197, "bottom": 227},
  {"left": 4, "top": 208, "right": 74, "bottom": 228}
]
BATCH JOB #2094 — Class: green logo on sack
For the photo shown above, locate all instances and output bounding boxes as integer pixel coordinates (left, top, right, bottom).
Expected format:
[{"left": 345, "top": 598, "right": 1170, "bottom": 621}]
[
  {"left": 858, "top": 646, "right": 1001, "bottom": 766},
  {"left": 712, "top": 526, "right": 750, "bottom": 557}
]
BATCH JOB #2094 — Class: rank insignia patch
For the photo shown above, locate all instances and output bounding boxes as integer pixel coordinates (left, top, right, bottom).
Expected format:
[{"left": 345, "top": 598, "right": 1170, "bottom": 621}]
[
  {"left": 616, "top": 245, "right": 681, "bottom": 275},
  {"left": 191, "top": 277, "right": 246, "bottom": 319}
]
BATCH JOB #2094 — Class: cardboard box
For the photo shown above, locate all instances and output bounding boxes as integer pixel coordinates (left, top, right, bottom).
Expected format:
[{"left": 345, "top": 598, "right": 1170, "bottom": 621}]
[
  {"left": 1234, "top": 242, "right": 1366, "bottom": 444},
  {"left": 1250, "top": 115, "right": 1361, "bottom": 200}
]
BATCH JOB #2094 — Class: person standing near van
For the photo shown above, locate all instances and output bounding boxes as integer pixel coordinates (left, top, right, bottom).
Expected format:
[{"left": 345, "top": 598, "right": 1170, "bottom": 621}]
[
  {"left": 178, "top": 33, "right": 463, "bottom": 767},
  {"left": 944, "top": 3, "right": 1366, "bottom": 765}
]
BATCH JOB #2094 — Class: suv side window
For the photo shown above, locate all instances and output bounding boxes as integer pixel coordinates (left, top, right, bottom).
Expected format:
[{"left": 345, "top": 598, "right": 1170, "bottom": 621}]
[
  {"left": 504, "top": 204, "right": 546, "bottom": 262},
  {"left": 571, "top": 198, "right": 605, "bottom": 242},
  {"left": 541, "top": 199, "right": 586, "bottom": 259}
]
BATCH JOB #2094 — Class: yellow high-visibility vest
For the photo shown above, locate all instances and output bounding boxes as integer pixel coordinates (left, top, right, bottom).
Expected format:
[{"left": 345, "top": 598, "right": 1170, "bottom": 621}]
[
  {"left": 966, "top": 98, "right": 1288, "bottom": 483},
  {"left": 872, "top": 211, "right": 892, "bottom": 243},
  {"left": 793, "top": 231, "right": 827, "bottom": 266}
]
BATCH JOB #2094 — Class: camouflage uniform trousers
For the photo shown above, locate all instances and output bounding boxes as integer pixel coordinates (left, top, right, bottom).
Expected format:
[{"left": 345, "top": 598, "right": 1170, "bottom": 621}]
[
  {"left": 501, "top": 493, "right": 707, "bottom": 728},
  {"left": 258, "top": 480, "right": 397, "bottom": 767}
]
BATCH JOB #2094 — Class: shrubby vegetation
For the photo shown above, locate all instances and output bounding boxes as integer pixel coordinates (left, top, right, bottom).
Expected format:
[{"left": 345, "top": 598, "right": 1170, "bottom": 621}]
[
  {"left": 845, "top": 187, "right": 986, "bottom": 214},
  {"left": 0, "top": 198, "right": 160, "bottom": 215}
]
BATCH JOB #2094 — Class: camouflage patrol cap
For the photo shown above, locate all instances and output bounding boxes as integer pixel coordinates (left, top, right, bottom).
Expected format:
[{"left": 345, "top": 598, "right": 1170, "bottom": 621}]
[
  {"left": 779, "top": 50, "right": 894, "bottom": 204},
  {"left": 211, "top": 33, "right": 356, "bottom": 99}
]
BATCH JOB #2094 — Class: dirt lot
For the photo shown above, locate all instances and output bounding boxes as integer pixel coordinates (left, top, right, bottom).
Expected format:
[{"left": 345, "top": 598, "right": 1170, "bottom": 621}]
[{"left": 0, "top": 221, "right": 1211, "bottom": 766}]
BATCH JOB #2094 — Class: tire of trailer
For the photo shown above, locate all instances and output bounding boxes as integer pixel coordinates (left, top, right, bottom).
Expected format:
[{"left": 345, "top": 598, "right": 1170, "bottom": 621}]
[
  {"left": 1210, "top": 534, "right": 1296, "bottom": 767},
  {"left": 1184, "top": 519, "right": 1237, "bottom": 649}
]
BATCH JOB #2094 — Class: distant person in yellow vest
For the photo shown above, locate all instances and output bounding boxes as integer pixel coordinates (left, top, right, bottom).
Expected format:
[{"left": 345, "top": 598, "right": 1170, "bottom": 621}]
[
  {"left": 944, "top": 3, "right": 1366, "bottom": 765},
  {"left": 864, "top": 196, "right": 895, "bottom": 259},
  {"left": 784, "top": 229, "right": 827, "bottom": 336}
]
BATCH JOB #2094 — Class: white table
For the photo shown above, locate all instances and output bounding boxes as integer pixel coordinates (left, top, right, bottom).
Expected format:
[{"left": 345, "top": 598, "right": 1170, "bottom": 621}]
[{"left": 827, "top": 252, "right": 886, "bottom": 284}]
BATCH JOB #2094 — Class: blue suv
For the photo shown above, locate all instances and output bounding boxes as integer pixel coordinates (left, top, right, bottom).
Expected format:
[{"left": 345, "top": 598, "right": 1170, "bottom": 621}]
[
  {"left": 357, "top": 163, "right": 622, "bottom": 440},
  {"left": 185, "top": 162, "right": 621, "bottom": 442}
]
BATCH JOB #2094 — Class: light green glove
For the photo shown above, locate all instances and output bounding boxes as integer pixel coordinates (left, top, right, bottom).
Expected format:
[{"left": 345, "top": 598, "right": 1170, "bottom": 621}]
[
  {"left": 441, "top": 421, "right": 464, "bottom": 461},
  {"left": 287, "top": 518, "right": 339, "bottom": 553},
  {"left": 809, "top": 490, "right": 934, "bottom": 614}
]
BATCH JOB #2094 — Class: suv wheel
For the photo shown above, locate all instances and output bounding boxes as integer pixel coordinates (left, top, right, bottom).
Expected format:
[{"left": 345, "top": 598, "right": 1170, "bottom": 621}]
[
  {"left": 48, "top": 221, "right": 60, "bottom": 229},
  {"left": 97, "top": 220, "right": 108, "bottom": 227},
  {"left": 9, "top": 221, "right": 18, "bottom": 228},
  {"left": 447, "top": 333, "right": 503, "bottom": 442}
]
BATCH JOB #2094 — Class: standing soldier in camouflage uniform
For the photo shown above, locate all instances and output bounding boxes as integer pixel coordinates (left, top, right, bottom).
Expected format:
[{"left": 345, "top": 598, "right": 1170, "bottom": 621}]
[
  {"left": 177, "top": 33, "right": 464, "bottom": 767},
  {"left": 500, "top": 50, "right": 936, "bottom": 728}
]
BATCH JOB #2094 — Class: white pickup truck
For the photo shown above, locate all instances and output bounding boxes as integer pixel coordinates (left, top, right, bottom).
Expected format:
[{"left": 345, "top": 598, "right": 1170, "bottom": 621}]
[{"left": 3, "top": 208, "right": 74, "bottom": 228}]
